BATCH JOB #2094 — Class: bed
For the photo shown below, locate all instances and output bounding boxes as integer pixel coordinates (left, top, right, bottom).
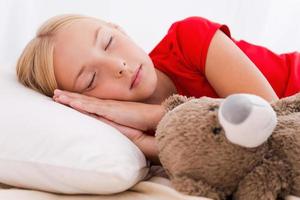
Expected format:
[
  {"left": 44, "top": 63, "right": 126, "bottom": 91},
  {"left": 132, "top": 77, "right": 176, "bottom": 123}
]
[
  {"left": 0, "top": 166, "right": 210, "bottom": 200},
  {"left": 1, "top": 1, "right": 300, "bottom": 198},
  {"left": 0, "top": 65, "right": 211, "bottom": 200},
  {"left": 1, "top": 166, "right": 300, "bottom": 200},
  {"left": 1, "top": 64, "right": 300, "bottom": 200}
]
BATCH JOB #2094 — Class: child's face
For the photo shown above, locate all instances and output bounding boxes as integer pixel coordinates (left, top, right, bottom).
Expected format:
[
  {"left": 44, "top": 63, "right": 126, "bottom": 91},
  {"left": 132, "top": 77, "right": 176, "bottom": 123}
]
[{"left": 53, "top": 18, "right": 157, "bottom": 102}]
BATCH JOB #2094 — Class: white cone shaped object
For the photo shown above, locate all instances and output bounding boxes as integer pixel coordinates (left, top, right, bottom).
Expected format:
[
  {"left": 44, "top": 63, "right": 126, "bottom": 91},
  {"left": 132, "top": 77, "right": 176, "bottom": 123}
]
[{"left": 218, "top": 94, "right": 277, "bottom": 148}]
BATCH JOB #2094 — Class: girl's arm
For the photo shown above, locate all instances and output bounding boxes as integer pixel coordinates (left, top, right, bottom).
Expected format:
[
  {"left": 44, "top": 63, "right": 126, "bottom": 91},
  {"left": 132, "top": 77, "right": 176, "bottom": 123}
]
[
  {"left": 53, "top": 89, "right": 166, "bottom": 131},
  {"left": 52, "top": 90, "right": 164, "bottom": 164},
  {"left": 89, "top": 115, "right": 160, "bottom": 165},
  {"left": 205, "top": 30, "right": 279, "bottom": 102}
]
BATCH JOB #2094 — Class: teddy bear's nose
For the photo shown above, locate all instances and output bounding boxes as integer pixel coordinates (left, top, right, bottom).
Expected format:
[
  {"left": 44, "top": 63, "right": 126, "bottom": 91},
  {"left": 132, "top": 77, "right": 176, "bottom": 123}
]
[{"left": 220, "top": 95, "right": 252, "bottom": 124}]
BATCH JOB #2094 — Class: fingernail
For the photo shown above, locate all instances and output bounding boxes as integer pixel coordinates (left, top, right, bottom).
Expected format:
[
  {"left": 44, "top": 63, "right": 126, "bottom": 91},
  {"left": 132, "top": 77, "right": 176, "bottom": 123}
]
[
  {"left": 54, "top": 89, "right": 63, "bottom": 95},
  {"left": 58, "top": 95, "right": 68, "bottom": 101}
]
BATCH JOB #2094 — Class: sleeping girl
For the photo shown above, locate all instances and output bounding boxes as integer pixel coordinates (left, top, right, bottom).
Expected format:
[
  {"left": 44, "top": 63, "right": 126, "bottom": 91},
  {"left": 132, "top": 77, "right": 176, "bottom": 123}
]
[{"left": 16, "top": 14, "right": 300, "bottom": 165}]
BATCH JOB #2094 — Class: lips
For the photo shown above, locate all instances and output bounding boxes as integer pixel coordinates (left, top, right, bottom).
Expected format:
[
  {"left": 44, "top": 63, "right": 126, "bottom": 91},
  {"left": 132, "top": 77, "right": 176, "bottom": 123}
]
[{"left": 130, "top": 65, "right": 142, "bottom": 89}]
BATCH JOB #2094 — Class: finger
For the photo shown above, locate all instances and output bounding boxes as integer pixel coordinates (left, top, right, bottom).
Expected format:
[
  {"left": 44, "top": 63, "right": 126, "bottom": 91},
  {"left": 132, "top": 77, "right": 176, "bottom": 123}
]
[
  {"left": 70, "top": 100, "right": 108, "bottom": 119},
  {"left": 102, "top": 121, "right": 144, "bottom": 141},
  {"left": 54, "top": 96, "right": 87, "bottom": 115},
  {"left": 54, "top": 92, "right": 108, "bottom": 120},
  {"left": 54, "top": 89, "right": 74, "bottom": 96},
  {"left": 68, "top": 100, "right": 102, "bottom": 118},
  {"left": 55, "top": 94, "right": 73, "bottom": 105},
  {"left": 55, "top": 94, "right": 86, "bottom": 107},
  {"left": 54, "top": 91, "right": 82, "bottom": 101},
  {"left": 91, "top": 115, "right": 122, "bottom": 130},
  {"left": 90, "top": 115, "right": 139, "bottom": 138},
  {"left": 54, "top": 89, "right": 95, "bottom": 101},
  {"left": 87, "top": 113, "right": 145, "bottom": 141},
  {"left": 77, "top": 108, "right": 93, "bottom": 116},
  {"left": 108, "top": 123, "right": 141, "bottom": 140},
  {"left": 93, "top": 116, "right": 116, "bottom": 126}
]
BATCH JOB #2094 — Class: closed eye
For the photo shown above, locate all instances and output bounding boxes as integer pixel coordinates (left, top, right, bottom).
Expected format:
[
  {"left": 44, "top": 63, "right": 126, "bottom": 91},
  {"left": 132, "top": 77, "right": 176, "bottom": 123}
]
[
  {"left": 105, "top": 36, "right": 113, "bottom": 50},
  {"left": 87, "top": 72, "right": 96, "bottom": 89}
]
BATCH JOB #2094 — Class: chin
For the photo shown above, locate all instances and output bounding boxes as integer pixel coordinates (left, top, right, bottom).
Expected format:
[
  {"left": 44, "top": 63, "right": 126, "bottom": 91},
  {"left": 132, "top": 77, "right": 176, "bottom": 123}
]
[{"left": 138, "top": 77, "right": 158, "bottom": 103}]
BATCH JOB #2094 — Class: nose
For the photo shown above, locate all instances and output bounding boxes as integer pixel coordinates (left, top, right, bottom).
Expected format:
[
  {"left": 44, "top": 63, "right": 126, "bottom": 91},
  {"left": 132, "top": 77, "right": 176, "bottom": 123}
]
[
  {"left": 116, "top": 61, "right": 127, "bottom": 78},
  {"left": 103, "top": 56, "right": 127, "bottom": 78},
  {"left": 218, "top": 94, "right": 277, "bottom": 148},
  {"left": 97, "top": 54, "right": 131, "bottom": 78}
]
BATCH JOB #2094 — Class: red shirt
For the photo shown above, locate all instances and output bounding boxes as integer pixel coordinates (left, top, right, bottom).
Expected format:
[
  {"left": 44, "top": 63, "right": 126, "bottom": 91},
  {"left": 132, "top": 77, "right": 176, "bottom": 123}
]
[{"left": 149, "top": 16, "right": 300, "bottom": 98}]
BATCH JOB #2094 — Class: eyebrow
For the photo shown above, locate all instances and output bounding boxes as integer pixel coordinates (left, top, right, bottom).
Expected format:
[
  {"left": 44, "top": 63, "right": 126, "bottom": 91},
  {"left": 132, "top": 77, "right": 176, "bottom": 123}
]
[
  {"left": 93, "top": 26, "right": 101, "bottom": 46},
  {"left": 73, "top": 26, "right": 101, "bottom": 91}
]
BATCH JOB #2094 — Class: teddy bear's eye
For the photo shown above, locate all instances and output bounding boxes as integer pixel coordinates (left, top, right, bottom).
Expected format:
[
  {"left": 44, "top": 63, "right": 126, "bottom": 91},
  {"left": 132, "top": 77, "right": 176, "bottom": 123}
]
[
  {"left": 209, "top": 106, "right": 218, "bottom": 111},
  {"left": 212, "top": 127, "right": 222, "bottom": 135}
]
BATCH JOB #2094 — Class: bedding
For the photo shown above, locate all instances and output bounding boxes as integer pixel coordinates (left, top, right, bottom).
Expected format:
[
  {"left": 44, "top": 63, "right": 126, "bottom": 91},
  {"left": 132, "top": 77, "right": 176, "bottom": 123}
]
[
  {"left": 0, "top": 166, "right": 299, "bottom": 200},
  {"left": 0, "top": 175, "right": 205, "bottom": 200},
  {"left": 0, "top": 66, "right": 148, "bottom": 194},
  {"left": 1, "top": 65, "right": 300, "bottom": 199},
  {"left": 0, "top": 165, "right": 208, "bottom": 200}
]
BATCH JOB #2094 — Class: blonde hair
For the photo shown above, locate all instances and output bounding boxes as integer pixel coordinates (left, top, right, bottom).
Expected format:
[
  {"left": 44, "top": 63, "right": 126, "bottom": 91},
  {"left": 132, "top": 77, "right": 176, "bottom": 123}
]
[{"left": 16, "top": 14, "right": 92, "bottom": 97}]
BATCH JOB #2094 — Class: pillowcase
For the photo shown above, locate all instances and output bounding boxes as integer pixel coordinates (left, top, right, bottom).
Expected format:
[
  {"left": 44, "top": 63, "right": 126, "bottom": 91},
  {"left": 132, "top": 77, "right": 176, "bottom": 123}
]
[{"left": 0, "top": 66, "right": 149, "bottom": 194}]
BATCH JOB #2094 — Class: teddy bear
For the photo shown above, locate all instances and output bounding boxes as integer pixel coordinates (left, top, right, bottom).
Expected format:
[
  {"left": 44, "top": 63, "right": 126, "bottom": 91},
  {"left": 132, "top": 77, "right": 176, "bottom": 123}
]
[{"left": 155, "top": 92, "right": 300, "bottom": 200}]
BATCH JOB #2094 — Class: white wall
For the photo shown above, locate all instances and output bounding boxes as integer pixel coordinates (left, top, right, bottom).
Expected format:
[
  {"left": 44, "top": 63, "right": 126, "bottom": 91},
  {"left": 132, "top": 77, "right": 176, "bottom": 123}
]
[{"left": 1, "top": 0, "right": 300, "bottom": 69}]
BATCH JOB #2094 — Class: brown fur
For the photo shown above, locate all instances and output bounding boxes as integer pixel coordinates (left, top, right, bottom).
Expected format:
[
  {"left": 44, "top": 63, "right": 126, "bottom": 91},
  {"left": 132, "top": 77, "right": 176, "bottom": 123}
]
[{"left": 156, "top": 93, "right": 300, "bottom": 200}]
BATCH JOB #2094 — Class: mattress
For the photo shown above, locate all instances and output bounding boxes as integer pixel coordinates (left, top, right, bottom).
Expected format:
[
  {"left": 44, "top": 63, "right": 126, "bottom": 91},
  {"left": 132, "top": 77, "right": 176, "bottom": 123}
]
[
  {"left": 1, "top": 165, "right": 299, "bottom": 200},
  {"left": 0, "top": 165, "right": 208, "bottom": 200}
]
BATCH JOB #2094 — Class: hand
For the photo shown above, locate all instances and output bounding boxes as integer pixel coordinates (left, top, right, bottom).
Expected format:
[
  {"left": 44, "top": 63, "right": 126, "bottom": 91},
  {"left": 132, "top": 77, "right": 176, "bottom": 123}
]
[
  {"left": 82, "top": 114, "right": 160, "bottom": 165},
  {"left": 53, "top": 89, "right": 166, "bottom": 131}
]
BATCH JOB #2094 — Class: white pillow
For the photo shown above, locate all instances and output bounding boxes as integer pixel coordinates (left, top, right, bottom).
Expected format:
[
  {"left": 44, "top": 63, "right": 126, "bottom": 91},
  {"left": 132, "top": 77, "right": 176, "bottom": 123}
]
[{"left": 0, "top": 66, "right": 149, "bottom": 194}]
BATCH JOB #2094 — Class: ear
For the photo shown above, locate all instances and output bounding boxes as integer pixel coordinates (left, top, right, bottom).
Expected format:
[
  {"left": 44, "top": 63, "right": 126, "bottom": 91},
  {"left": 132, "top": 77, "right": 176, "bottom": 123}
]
[
  {"left": 271, "top": 92, "right": 300, "bottom": 116},
  {"left": 161, "top": 94, "right": 195, "bottom": 112},
  {"left": 107, "top": 22, "right": 127, "bottom": 35}
]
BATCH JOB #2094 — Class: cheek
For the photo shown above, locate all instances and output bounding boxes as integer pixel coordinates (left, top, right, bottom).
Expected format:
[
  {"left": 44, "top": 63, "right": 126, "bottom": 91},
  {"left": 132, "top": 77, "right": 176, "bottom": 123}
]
[
  {"left": 53, "top": 64, "right": 73, "bottom": 91},
  {"left": 90, "top": 80, "right": 127, "bottom": 99}
]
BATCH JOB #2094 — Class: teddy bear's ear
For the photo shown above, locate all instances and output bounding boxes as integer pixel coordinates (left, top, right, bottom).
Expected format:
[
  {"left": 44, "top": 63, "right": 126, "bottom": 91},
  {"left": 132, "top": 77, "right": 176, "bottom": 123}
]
[
  {"left": 271, "top": 92, "right": 300, "bottom": 116},
  {"left": 161, "top": 94, "right": 195, "bottom": 112},
  {"left": 218, "top": 94, "right": 277, "bottom": 148}
]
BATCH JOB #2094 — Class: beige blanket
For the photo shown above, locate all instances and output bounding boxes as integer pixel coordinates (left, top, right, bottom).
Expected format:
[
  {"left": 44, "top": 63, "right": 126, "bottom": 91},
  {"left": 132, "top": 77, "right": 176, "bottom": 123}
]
[
  {"left": 0, "top": 166, "right": 299, "bottom": 200},
  {"left": 0, "top": 176, "right": 208, "bottom": 200}
]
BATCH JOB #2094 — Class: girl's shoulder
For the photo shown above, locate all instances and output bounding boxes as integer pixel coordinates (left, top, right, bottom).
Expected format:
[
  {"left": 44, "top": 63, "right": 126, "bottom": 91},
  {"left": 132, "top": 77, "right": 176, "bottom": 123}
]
[{"left": 169, "top": 16, "right": 231, "bottom": 39}]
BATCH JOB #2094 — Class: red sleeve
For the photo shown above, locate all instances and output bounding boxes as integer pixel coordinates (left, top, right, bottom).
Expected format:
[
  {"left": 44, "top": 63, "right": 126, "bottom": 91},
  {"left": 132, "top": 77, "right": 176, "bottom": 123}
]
[{"left": 172, "top": 17, "right": 231, "bottom": 74}]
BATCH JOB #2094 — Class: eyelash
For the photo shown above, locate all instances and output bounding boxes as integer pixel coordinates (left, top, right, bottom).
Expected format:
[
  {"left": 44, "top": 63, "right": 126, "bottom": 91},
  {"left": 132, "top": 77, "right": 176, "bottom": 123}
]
[
  {"left": 87, "top": 72, "right": 96, "bottom": 89},
  {"left": 105, "top": 36, "right": 113, "bottom": 50},
  {"left": 86, "top": 36, "right": 112, "bottom": 90}
]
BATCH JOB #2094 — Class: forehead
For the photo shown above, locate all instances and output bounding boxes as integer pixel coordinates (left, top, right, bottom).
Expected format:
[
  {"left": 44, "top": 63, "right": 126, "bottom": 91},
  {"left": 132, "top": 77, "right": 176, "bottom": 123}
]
[
  {"left": 53, "top": 18, "right": 101, "bottom": 59},
  {"left": 52, "top": 18, "right": 105, "bottom": 90},
  {"left": 54, "top": 18, "right": 105, "bottom": 56},
  {"left": 55, "top": 18, "right": 104, "bottom": 38}
]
